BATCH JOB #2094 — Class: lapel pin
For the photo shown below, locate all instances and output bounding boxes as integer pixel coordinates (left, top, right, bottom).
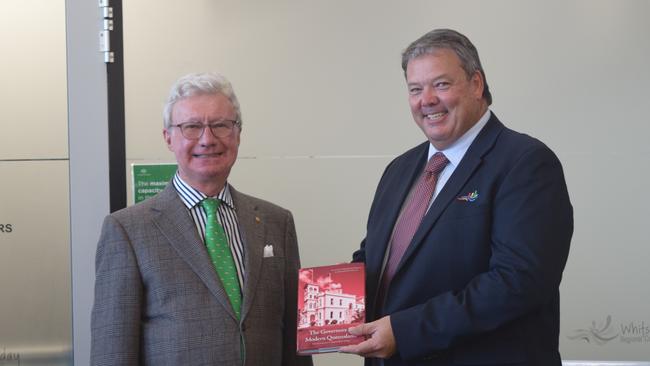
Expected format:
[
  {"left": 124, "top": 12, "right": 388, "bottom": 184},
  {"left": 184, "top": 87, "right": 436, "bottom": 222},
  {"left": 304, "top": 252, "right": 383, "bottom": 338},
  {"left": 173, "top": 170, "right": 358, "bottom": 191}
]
[
  {"left": 255, "top": 216, "right": 261, "bottom": 223},
  {"left": 457, "top": 190, "right": 479, "bottom": 202}
]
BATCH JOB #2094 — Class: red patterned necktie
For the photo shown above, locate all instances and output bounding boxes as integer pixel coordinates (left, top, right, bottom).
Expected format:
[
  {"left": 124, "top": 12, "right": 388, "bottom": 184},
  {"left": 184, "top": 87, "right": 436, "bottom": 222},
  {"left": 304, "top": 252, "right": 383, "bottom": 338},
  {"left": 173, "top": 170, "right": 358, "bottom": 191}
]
[{"left": 377, "top": 152, "right": 449, "bottom": 307}]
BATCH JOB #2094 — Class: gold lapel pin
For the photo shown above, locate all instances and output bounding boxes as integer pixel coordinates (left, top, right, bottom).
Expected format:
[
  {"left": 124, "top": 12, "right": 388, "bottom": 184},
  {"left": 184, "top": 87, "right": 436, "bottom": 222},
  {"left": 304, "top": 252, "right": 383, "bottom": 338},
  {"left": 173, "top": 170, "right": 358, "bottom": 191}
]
[{"left": 255, "top": 216, "right": 261, "bottom": 223}]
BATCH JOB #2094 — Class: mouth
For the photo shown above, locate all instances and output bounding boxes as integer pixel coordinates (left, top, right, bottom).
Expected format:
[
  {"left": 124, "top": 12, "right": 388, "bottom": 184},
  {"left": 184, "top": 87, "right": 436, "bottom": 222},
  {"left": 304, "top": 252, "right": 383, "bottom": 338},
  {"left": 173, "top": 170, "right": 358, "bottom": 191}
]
[
  {"left": 424, "top": 111, "right": 448, "bottom": 121},
  {"left": 192, "top": 152, "right": 224, "bottom": 158}
]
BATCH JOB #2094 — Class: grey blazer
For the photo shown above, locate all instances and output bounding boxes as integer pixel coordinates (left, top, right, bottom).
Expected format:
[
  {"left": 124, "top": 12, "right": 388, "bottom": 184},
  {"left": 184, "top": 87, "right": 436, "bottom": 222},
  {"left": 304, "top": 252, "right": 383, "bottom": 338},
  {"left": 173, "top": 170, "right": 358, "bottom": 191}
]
[{"left": 91, "top": 184, "right": 312, "bottom": 366}]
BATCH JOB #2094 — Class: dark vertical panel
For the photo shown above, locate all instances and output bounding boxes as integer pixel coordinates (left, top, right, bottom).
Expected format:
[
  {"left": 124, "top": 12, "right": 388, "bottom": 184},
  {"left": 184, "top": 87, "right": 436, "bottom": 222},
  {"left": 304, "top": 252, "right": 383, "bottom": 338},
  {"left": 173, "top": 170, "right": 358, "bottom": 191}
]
[{"left": 107, "top": 0, "right": 126, "bottom": 212}]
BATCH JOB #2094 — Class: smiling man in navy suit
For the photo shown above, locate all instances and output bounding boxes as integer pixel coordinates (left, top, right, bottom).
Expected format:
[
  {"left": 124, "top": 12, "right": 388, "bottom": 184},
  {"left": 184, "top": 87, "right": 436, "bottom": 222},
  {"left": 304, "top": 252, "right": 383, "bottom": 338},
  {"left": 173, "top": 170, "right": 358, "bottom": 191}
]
[{"left": 341, "top": 29, "right": 573, "bottom": 365}]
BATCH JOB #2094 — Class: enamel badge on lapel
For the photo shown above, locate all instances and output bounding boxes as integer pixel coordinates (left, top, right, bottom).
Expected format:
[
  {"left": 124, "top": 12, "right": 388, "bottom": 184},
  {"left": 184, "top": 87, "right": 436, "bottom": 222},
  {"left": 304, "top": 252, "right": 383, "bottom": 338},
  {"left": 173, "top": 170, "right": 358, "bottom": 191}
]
[{"left": 457, "top": 190, "right": 479, "bottom": 202}]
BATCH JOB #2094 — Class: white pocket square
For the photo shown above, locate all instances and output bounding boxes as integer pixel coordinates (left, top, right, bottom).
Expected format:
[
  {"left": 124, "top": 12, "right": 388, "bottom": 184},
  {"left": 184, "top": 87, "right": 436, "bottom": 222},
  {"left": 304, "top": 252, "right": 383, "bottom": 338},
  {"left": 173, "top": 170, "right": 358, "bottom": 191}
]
[{"left": 263, "top": 244, "right": 274, "bottom": 258}]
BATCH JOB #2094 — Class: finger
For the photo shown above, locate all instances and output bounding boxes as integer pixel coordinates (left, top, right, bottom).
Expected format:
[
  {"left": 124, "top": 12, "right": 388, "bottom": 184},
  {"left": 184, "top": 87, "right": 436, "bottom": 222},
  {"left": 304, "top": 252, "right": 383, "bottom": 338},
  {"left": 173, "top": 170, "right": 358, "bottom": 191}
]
[
  {"left": 337, "top": 345, "right": 357, "bottom": 354},
  {"left": 339, "top": 338, "right": 377, "bottom": 356},
  {"left": 347, "top": 324, "right": 365, "bottom": 336},
  {"left": 350, "top": 319, "right": 378, "bottom": 336}
]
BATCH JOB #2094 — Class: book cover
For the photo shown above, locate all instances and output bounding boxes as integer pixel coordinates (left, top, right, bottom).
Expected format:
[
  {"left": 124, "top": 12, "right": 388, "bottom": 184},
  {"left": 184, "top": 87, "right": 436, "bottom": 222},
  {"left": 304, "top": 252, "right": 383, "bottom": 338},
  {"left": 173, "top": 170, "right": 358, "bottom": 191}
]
[{"left": 296, "top": 262, "right": 366, "bottom": 355}]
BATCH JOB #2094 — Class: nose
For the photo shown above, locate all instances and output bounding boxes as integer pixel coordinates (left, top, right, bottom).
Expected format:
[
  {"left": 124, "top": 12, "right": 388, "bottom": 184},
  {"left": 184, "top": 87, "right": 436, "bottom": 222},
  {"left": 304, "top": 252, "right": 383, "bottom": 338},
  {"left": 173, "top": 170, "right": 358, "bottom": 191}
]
[
  {"left": 421, "top": 86, "right": 439, "bottom": 106},
  {"left": 198, "top": 125, "right": 219, "bottom": 145}
]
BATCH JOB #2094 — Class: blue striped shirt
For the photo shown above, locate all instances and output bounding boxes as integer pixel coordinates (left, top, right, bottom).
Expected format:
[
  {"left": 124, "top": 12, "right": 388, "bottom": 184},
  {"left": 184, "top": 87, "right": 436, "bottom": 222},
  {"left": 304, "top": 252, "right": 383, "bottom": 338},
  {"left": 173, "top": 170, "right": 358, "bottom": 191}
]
[{"left": 172, "top": 173, "right": 245, "bottom": 289}]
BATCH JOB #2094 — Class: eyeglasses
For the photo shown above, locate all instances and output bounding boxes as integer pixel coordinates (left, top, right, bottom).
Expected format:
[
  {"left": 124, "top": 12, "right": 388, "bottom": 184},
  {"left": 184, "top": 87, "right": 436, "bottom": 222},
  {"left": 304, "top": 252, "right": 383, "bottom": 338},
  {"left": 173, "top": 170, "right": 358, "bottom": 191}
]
[{"left": 171, "top": 120, "right": 239, "bottom": 139}]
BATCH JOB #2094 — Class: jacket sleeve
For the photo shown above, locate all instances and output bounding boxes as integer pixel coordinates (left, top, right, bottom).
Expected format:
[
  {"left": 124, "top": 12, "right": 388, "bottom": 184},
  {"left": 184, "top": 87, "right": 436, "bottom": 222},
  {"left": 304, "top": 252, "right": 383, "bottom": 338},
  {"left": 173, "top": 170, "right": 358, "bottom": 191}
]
[
  {"left": 282, "top": 211, "right": 313, "bottom": 366},
  {"left": 91, "top": 215, "right": 143, "bottom": 366}
]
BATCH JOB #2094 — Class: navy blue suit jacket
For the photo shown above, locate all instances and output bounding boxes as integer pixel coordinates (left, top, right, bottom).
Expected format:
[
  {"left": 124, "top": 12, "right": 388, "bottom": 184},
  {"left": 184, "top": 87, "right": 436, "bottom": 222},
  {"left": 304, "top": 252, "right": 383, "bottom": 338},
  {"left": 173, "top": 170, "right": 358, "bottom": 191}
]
[{"left": 353, "top": 114, "right": 573, "bottom": 365}]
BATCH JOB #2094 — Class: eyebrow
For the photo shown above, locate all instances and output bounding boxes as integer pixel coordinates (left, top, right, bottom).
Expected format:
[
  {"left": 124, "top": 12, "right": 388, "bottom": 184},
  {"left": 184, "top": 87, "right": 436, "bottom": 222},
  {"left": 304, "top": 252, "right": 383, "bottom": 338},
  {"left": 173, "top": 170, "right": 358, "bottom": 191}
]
[
  {"left": 179, "top": 118, "right": 236, "bottom": 124},
  {"left": 407, "top": 73, "right": 453, "bottom": 86}
]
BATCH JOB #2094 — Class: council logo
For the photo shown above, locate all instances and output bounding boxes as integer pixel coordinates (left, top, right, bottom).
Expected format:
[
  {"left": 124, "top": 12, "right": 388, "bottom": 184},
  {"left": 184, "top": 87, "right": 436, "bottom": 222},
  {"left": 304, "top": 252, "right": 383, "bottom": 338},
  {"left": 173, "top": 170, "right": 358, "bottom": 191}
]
[{"left": 567, "top": 315, "right": 619, "bottom": 345}]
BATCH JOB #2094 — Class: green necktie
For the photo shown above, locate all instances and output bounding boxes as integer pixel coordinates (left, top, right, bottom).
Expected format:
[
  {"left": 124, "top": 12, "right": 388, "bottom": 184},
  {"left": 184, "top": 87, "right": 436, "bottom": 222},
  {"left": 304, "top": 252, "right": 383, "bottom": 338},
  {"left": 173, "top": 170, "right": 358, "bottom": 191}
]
[{"left": 201, "top": 198, "right": 242, "bottom": 319}]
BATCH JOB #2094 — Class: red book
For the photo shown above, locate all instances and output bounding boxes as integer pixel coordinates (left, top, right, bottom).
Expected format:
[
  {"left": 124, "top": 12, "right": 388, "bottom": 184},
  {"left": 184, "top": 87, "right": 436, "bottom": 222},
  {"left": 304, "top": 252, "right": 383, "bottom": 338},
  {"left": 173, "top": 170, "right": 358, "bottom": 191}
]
[{"left": 296, "top": 263, "right": 366, "bottom": 355}]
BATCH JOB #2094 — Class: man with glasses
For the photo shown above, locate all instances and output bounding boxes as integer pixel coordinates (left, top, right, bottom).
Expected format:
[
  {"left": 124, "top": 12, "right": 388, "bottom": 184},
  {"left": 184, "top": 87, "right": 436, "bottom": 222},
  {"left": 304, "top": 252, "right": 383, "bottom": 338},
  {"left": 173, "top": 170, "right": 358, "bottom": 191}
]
[{"left": 91, "top": 72, "right": 312, "bottom": 366}]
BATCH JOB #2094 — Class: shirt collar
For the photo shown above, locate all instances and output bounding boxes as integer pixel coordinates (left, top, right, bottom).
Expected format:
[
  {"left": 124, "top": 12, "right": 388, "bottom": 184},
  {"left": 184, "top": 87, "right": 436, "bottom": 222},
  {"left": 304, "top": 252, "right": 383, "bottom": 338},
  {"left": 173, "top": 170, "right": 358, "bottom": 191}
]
[
  {"left": 428, "top": 109, "right": 491, "bottom": 167},
  {"left": 172, "top": 172, "right": 235, "bottom": 210}
]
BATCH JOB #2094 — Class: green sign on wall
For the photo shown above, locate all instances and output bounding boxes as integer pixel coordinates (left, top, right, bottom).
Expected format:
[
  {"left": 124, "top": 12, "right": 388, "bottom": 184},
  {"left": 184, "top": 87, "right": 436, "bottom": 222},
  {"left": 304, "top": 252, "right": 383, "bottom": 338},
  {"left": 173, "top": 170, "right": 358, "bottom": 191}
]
[{"left": 132, "top": 163, "right": 177, "bottom": 204}]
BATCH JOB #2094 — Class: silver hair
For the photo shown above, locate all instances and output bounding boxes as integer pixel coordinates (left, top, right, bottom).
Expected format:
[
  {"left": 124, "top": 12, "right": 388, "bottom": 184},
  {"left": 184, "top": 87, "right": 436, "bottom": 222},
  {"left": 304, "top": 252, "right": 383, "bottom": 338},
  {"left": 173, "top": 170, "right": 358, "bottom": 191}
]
[
  {"left": 163, "top": 72, "right": 243, "bottom": 129},
  {"left": 401, "top": 29, "right": 492, "bottom": 105}
]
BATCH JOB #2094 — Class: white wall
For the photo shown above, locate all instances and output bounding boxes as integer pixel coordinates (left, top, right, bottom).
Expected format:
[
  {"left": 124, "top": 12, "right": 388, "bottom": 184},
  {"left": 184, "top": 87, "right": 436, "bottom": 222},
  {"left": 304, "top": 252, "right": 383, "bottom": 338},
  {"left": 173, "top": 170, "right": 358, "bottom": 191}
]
[{"left": 122, "top": 0, "right": 650, "bottom": 363}]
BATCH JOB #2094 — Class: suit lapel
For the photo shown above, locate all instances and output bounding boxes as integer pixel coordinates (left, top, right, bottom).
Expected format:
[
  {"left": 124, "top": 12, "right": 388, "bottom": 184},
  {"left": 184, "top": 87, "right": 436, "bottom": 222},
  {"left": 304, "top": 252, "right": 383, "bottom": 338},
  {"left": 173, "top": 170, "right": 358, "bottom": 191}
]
[
  {"left": 150, "top": 184, "right": 238, "bottom": 321},
  {"left": 230, "top": 188, "right": 265, "bottom": 321},
  {"left": 396, "top": 115, "right": 505, "bottom": 275}
]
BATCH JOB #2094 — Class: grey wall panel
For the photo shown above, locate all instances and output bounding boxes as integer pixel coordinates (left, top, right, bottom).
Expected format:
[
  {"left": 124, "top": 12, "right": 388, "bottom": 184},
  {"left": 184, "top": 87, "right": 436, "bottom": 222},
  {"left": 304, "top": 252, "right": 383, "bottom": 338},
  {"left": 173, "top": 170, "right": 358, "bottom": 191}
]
[
  {"left": 65, "top": 0, "right": 111, "bottom": 363},
  {"left": 1, "top": 1, "right": 72, "bottom": 365},
  {"left": 0, "top": 1, "right": 68, "bottom": 160},
  {"left": 0, "top": 161, "right": 71, "bottom": 365}
]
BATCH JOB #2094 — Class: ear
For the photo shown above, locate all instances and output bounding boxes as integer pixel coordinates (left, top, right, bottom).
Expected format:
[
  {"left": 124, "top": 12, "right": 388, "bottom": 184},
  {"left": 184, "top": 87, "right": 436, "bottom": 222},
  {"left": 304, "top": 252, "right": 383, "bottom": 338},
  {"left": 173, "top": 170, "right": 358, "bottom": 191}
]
[
  {"left": 163, "top": 128, "right": 173, "bottom": 151},
  {"left": 234, "top": 127, "right": 242, "bottom": 147},
  {"left": 470, "top": 71, "right": 485, "bottom": 100}
]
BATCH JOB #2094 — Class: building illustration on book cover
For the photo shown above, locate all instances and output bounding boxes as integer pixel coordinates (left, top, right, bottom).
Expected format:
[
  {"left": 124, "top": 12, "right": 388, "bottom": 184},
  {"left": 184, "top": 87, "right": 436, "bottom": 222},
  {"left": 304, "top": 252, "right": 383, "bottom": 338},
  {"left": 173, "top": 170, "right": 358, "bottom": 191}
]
[{"left": 297, "top": 263, "right": 365, "bottom": 354}]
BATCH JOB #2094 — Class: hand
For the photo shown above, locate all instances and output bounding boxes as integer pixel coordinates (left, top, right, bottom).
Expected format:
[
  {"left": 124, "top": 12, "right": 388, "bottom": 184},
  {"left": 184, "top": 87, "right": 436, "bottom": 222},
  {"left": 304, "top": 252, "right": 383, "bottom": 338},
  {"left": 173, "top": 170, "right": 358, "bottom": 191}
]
[{"left": 339, "top": 316, "right": 396, "bottom": 359}]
